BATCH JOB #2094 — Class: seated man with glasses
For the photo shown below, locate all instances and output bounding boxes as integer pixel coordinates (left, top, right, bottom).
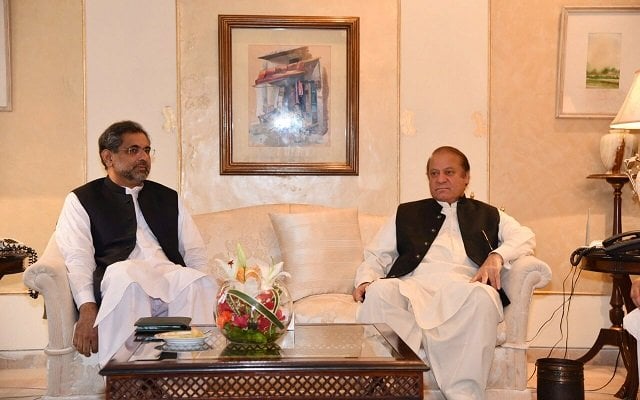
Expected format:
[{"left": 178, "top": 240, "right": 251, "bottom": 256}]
[{"left": 55, "top": 120, "right": 217, "bottom": 366}]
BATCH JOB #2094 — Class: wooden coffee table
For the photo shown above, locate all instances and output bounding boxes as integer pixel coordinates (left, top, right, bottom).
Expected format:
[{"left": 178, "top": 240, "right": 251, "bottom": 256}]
[{"left": 100, "top": 323, "right": 429, "bottom": 399}]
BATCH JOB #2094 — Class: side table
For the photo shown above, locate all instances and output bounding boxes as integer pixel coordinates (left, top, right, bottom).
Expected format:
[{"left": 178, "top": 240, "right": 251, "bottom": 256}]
[
  {"left": 579, "top": 255, "right": 639, "bottom": 400},
  {"left": 581, "top": 173, "right": 638, "bottom": 400},
  {"left": 0, "top": 254, "right": 26, "bottom": 280},
  {"left": 587, "top": 173, "right": 628, "bottom": 236}
]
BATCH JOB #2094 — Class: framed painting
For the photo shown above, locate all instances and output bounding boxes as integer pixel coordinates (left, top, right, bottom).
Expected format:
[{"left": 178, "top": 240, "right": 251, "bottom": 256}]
[
  {"left": 556, "top": 6, "right": 640, "bottom": 119},
  {"left": 219, "top": 15, "right": 359, "bottom": 175},
  {"left": 0, "top": 0, "right": 10, "bottom": 112}
]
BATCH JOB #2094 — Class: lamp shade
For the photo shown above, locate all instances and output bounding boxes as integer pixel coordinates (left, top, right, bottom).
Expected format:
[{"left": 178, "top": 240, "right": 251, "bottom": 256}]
[{"left": 611, "top": 69, "right": 640, "bottom": 129}]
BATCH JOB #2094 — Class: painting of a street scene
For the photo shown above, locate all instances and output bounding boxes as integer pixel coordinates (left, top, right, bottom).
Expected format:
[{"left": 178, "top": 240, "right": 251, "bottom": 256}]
[
  {"left": 248, "top": 45, "right": 330, "bottom": 147},
  {"left": 586, "top": 32, "right": 621, "bottom": 89}
]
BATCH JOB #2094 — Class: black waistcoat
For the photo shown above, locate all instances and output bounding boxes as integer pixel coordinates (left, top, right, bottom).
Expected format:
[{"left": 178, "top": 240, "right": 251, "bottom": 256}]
[
  {"left": 73, "top": 177, "right": 186, "bottom": 304},
  {"left": 387, "top": 197, "right": 509, "bottom": 306}
]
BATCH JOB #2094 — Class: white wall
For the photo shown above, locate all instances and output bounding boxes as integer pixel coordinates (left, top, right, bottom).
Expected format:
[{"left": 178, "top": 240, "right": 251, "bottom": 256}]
[
  {"left": 86, "top": 0, "right": 179, "bottom": 189},
  {"left": 400, "top": 0, "right": 489, "bottom": 202},
  {"left": 528, "top": 294, "right": 611, "bottom": 351},
  {"left": 0, "top": 276, "right": 47, "bottom": 351}
]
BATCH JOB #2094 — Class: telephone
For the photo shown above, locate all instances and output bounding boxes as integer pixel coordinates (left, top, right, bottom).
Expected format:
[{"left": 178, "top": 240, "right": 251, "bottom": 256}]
[
  {"left": 570, "top": 230, "right": 640, "bottom": 266},
  {"left": 0, "top": 238, "right": 38, "bottom": 266},
  {"left": 0, "top": 239, "right": 39, "bottom": 298},
  {"left": 601, "top": 230, "right": 640, "bottom": 255}
]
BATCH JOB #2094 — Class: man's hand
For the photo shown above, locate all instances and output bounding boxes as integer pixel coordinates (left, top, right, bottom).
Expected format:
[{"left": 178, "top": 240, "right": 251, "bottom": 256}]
[
  {"left": 631, "top": 278, "right": 640, "bottom": 308},
  {"left": 352, "top": 282, "right": 370, "bottom": 302},
  {"left": 471, "top": 252, "right": 504, "bottom": 290},
  {"left": 73, "top": 302, "right": 99, "bottom": 357}
]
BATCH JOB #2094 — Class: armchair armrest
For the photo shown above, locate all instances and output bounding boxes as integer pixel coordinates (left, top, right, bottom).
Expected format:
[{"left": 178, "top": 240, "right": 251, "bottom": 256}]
[
  {"left": 23, "top": 235, "right": 105, "bottom": 397},
  {"left": 22, "top": 234, "right": 78, "bottom": 357},
  {"left": 501, "top": 255, "right": 552, "bottom": 347}
]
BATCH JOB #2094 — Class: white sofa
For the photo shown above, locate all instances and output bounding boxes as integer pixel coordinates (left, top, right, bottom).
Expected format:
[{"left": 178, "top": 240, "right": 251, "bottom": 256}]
[{"left": 23, "top": 203, "right": 551, "bottom": 400}]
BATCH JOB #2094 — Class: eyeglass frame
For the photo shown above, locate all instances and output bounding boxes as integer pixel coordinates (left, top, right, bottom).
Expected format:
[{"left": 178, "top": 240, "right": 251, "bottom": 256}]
[{"left": 116, "top": 146, "right": 155, "bottom": 157}]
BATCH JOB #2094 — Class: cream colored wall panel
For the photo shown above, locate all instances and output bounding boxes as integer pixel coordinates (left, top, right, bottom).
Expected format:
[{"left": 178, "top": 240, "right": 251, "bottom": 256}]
[
  {"left": 0, "top": 0, "right": 84, "bottom": 254},
  {"left": 0, "top": 292, "right": 47, "bottom": 351},
  {"left": 490, "top": 0, "right": 640, "bottom": 293},
  {"left": 85, "top": 0, "right": 178, "bottom": 189},
  {"left": 0, "top": 198, "right": 63, "bottom": 255},
  {"left": 178, "top": 0, "right": 399, "bottom": 215},
  {"left": 400, "top": 1, "right": 489, "bottom": 203},
  {"left": 528, "top": 294, "right": 610, "bottom": 349}
]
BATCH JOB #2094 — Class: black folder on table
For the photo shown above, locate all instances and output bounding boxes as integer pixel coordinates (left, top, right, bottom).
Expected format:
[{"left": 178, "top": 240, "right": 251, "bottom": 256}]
[{"left": 134, "top": 316, "right": 192, "bottom": 333}]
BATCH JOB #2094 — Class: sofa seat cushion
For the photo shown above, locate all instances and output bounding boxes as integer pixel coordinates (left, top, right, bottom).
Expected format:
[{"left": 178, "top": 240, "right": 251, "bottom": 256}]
[
  {"left": 293, "top": 294, "right": 506, "bottom": 346},
  {"left": 294, "top": 293, "right": 360, "bottom": 323}
]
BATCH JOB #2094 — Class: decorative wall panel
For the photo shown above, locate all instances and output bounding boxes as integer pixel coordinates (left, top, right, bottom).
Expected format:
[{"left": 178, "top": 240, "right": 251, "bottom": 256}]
[{"left": 178, "top": 0, "right": 399, "bottom": 216}]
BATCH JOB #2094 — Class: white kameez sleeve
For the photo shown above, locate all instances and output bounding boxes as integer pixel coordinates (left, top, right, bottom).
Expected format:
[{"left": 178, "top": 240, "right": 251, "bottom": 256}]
[
  {"left": 354, "top": 213, "right": 399, "bottom": 287},
  {"left": 177, "top": 199, "right": 208, "bottom": 272},
  {"left": 55, "top": 193, "right": 98, "bottom": 307},
  {"left": 493, "top": 209, "right": 536, "bottom": 269}
]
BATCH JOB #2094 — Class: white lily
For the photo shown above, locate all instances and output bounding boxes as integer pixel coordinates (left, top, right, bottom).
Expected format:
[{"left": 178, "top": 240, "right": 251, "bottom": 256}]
[
  {"left": 214, "top": 244, "right": 289, "bottom": 291},
  {"left": 215, "top": 257, "right": 239, "bottom": 282},
  {"left": 258, "top": 260, "right": 290, "bottom": 289}
]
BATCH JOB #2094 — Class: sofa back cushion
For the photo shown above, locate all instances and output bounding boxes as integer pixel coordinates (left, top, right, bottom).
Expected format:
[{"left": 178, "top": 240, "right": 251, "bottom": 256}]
[
  {"left": 269, "top": 208, "right": 364, "bottom": 301},
  {"left": 193, "top": 204, "right": 387, "bottom": 289},
  {"left": 193, "top": 204, "right": 289, "bottom": 278}
]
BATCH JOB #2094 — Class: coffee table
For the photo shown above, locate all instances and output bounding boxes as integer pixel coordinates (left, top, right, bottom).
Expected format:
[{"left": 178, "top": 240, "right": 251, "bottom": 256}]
[{"left": 100, "top": 323, "right": 429, "bottom": 399}]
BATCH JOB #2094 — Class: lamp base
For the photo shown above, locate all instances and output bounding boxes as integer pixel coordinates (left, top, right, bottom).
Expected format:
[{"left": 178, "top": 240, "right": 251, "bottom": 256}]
[{"left": 600, "top": 129, "right": 636, "bottom": 174}]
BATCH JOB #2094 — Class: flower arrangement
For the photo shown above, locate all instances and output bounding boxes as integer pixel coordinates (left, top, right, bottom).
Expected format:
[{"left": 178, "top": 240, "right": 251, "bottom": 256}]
[{"left": 215, "top": 244, "right": 292, "bottom": 344}]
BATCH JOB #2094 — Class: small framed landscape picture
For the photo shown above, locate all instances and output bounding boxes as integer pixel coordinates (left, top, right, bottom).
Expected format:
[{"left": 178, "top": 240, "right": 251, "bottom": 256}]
[{"left": 556, "top": 6, "right": 640, "bottom": 119}]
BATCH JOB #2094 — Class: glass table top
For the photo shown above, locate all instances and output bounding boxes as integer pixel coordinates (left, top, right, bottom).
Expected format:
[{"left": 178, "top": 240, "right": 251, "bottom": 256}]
[{"left": 126, "top": 324, "right": 399, "bottom": 363}]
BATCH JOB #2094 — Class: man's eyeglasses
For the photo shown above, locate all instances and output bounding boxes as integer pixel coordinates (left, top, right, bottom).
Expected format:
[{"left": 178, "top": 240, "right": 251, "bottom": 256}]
[{"left": 118, "top": 146, "right": 155, "bottom": 157}]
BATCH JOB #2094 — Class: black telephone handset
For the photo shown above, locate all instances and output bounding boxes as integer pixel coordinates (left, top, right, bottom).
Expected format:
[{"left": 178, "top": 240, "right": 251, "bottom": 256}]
[
  {"left": 570, "top": 230, "right": 640, "bottom": 266},
  {"left": 602, "top": 230, "right": 640, "bottom": 255}
]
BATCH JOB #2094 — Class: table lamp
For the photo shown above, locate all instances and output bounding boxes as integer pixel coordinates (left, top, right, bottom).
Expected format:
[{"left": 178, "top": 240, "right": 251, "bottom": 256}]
[
  {"left": 601, "top": 70, "right": 640, "bottom": 174},
  {"left": 611, "top": 69, "right": 640, "bottom": 130}
]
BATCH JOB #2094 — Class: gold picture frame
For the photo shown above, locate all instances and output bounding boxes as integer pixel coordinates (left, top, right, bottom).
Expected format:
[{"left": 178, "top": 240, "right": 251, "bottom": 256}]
[
  {"left": 0, "top": 0, "right": 11, "bottom": 112},
  {"left": 555, "top": 6, "right": 640, "bottom": 119},
  {"left": 219, "top": 15, "right": 359, "bottom": 175}
]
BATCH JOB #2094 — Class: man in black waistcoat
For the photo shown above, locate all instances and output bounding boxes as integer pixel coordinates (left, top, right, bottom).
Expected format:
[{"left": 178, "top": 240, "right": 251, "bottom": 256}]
[
  {"left": 352, "top": 146, "right": 535, "bottom": 400},
  {"left": 55, "top": 120, "right": 216, "bottom": 366}
]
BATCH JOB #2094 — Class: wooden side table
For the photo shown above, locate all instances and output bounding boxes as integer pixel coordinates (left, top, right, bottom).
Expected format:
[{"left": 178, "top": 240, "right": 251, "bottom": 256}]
[
  {"left": 580, "top": 173, "right": 638, "bottom": 400},
  {"left": 587, "top": 173, "right": 629, "bottom": 236},
  {"left": 579, "top": 255, "right": 639, "bottom": 400}
]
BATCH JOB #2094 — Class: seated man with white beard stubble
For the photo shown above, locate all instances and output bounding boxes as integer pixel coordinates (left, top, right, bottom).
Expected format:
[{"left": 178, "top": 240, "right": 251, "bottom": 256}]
[{"left": 353, "top": 146, "right": 536, "bottom": 399}]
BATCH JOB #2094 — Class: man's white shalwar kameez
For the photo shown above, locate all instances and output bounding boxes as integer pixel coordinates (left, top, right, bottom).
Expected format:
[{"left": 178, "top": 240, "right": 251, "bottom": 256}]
[
  {"left": 623, "top": 308, "right": 640, "bottom": 381},
  {"left": 56, "top": 185, "right": 216, "bottom": 367},
  {"left": 355, "top": 201, "right": 535, "bottom": 399}
]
